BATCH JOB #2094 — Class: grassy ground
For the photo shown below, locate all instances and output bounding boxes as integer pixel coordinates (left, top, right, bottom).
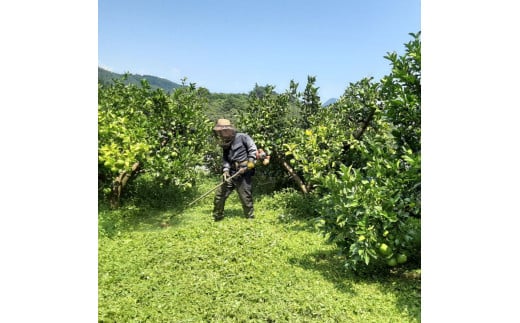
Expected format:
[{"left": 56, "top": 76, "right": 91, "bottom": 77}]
[{"left": 98, "top": 177, "right": 420, "bottom": 322}]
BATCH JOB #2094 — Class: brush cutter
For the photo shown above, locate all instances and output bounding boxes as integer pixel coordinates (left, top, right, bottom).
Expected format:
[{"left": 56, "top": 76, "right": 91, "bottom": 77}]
[
  {"left": 188, "top": 171, "right": 242, "bottom": 206},
  {"left": 188, "top": 148, "right": 270, "bottom": 207}
]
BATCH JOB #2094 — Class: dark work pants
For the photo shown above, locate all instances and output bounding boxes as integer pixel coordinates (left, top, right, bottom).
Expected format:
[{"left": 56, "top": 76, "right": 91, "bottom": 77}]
[{"left": 213, "top": 172, "right": 254, "bottom": 220}]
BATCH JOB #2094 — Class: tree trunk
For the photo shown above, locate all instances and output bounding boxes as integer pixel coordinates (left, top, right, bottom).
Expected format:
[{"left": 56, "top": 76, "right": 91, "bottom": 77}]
[
  {"left": 281, "top": 160, "right": 308, "bottom": 194},
  {"left": 343, "top": 106, "right": 377, "bottom": 154},
  {"left": 110, "top": 162, "right": 141, "bottom": 209},
  {"left": 354, "top": 106, "right": 376, "bottom": 140}
]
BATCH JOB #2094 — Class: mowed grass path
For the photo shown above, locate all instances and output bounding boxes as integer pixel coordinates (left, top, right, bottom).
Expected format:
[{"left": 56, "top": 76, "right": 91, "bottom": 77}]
[{"left": 99, "top": 188, "right": 420, "bottom": 322}]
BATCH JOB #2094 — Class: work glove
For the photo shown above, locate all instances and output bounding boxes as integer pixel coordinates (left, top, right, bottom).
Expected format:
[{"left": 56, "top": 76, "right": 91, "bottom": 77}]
[
  {"left": 222, "top": 170, "right": 230, "bottom": 182},
  {"left": 262, "top": 156, "right": 270, "bottom": 166},
  {"left": 247, "top": 158, "right": 255, "bottom": 170}
]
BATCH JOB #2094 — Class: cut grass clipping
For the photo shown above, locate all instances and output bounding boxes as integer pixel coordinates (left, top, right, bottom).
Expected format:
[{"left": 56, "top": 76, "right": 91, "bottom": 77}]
[{"left": 99, "top": 179, "right": 420, "bottom": 322}]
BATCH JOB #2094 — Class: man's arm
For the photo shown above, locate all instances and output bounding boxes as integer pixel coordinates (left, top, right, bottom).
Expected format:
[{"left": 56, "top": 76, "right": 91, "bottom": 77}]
[
  {"left": 222, "top": 149, "right": 231, "bottom": 173},
  {"left": 243, "top": 134, "right": 258, "bottom": 161}
]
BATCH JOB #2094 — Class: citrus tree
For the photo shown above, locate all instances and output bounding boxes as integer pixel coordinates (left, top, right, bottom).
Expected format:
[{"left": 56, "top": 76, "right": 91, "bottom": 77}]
[
  {"left": 283, "top": 76, "right": 383, "bottom": 192},
  {"left": 269, "top": 32, "right": 421, "bottom": 270},
  {"left": 98, "top": 77, "right": 212, "bottom": 208},
  {"left": 235, "top": 77, "right": 323, "bottom": 192},
  {"left": 315, "top": 32, "right": 421, "bottom": 270},
  {"left": 234, "top": 83, "right": 297, "bottom": 187}
]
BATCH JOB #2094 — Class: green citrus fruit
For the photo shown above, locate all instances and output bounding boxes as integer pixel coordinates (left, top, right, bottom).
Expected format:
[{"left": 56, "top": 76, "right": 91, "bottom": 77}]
[
  {"left": 387, "top": 258, "right": 397, "bottom": 266},
  {"left": 379, "top": 243, "right": 392, "bottom": 256},
  {"left": 397, "top": 254, "right": 407, "bottom": 264}
]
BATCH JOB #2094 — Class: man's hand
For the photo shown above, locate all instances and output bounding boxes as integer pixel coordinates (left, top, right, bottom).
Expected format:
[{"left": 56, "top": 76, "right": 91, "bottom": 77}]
[{"left": 223, "top": 171, "right": 230, "bottom": 182}]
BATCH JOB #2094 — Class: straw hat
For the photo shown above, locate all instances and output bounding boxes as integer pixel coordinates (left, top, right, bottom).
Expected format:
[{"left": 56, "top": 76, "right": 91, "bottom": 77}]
[{"left": 213, "top": 118, "right": 234, "bottom": 131}]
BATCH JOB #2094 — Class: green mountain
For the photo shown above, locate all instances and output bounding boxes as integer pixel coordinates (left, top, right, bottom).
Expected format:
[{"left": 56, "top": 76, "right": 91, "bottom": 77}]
[{"left": 98, "top": 67, "right": 182, "bottom": 93}]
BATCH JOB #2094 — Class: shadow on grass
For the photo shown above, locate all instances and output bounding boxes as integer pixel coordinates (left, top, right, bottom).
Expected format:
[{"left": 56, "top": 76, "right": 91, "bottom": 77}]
[
  {"left": 98, "top": 174, "right": 261, "bottom": 237},
  {"left": 98, "top": 178, "right": 206, "bottom": 237},
  {"left": 290, "top": 248, "right": 421, "bottom": 321},
  {"left": 98, "top": 202, "right": 187, "bottom": 238},
  {"left": 289, "top": 249, "right": 359, "bottom": 295}
]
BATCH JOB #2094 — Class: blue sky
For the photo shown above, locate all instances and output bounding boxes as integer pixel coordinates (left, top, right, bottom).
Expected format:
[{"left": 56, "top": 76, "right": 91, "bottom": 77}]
[{"left": 99, "top": 0, "right": 420, "bottom": 100}]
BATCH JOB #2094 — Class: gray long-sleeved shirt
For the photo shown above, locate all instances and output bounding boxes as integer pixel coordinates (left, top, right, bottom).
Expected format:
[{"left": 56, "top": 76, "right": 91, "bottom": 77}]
[{"left": 222, "top": 133, "right": 257, "bottom": 172}]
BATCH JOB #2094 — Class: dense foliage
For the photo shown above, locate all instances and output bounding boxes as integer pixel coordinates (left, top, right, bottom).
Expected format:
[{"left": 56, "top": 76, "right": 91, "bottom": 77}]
[
  {"left": 202, "top": 90, "right": 249, "bottom": 122},
  {"left": 98, "top": 78, "right": 212, "bottom": 207}
]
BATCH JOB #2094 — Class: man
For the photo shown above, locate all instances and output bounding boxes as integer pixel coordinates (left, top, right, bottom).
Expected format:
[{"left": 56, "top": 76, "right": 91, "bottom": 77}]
[{"left": 212, "top": 119, "right": 257, "bottom": 221}]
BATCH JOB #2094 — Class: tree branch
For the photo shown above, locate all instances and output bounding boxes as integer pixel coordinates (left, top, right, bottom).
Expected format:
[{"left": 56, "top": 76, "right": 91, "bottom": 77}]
[{"left": 281, "top": 160, "right": 308, "bottom": 194}]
